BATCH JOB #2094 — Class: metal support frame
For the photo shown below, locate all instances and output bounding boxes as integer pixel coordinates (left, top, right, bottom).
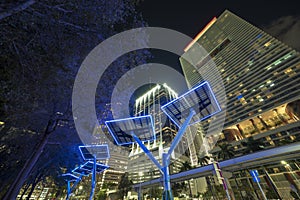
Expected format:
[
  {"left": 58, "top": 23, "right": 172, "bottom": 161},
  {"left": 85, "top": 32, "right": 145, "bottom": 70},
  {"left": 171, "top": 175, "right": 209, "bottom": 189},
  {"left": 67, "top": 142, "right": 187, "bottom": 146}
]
[
  {"left": 130, "top": 109, "right": 196, "bottom": 200},
  {"left": 65, "top": 174, "right": 82, "bottom": 200},
  {"left": 66, "top": 181, "right": 71, "bottom": 200},
  {"left": 212, "top": 160, "right": 231, "bottom": 200}
]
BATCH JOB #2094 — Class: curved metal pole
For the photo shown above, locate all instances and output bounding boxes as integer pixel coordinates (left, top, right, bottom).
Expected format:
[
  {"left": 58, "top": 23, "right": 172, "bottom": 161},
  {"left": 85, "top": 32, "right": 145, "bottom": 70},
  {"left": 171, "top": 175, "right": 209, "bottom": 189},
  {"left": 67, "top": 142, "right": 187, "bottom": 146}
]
[
  {"left": 131, "top": 110, "right": 196, "bottom": 200},
  {"left": 66, "top": 181, "right": 71, "bottom": 200}
]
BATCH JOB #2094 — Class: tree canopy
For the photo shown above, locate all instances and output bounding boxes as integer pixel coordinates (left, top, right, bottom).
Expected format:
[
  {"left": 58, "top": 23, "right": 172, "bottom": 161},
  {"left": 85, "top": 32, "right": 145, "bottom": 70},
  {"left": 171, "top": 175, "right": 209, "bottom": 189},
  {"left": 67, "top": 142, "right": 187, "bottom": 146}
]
[{"left": 0, "top": 0, "right": 150, "bottom": 198}]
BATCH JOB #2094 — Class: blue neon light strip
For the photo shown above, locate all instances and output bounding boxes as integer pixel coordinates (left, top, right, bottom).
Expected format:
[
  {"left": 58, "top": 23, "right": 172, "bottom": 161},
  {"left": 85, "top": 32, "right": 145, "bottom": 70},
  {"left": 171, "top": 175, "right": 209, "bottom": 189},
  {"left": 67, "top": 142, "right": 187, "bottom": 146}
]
[
  {"left": 161, "top": 81, "right": 221, "bottom": 127},
  {"left": 105, "top": 115, "right": 156, "bottom": 146},
  {"left": 62, "top": 173, "right": 80, "bottom": 182},
  {"left": 78, "top": 145, "right": 110, "bottom": 160},
  {"left": 72, "top": 161, "right": 109, "bottom": 176}
]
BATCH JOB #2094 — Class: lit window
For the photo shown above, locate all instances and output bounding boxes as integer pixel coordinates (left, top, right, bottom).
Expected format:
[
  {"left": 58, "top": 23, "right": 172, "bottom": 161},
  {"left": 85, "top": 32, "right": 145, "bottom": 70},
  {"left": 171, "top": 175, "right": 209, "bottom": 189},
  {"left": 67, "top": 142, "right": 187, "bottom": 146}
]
[
  {"left": 264, "top": 41, "right": 271, "bottom": 47},
  {"left": 285, "top": 68, "right": 292, "bottom": 73}
]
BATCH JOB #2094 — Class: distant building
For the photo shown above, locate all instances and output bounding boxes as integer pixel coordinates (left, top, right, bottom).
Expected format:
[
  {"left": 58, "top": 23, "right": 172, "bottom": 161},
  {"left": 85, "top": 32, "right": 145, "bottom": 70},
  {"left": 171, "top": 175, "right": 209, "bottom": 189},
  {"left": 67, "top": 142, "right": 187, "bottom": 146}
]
[{"left": 127, "top": 84, "right": 196, "bottom": 183}]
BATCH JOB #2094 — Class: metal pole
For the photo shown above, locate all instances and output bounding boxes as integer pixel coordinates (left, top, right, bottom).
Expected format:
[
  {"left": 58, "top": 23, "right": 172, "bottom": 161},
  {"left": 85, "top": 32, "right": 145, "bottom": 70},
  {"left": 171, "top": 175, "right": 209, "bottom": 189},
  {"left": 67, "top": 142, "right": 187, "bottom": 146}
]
[
  {"left": 89, "top": 155, "right": 97, "bottom": 200},
  {"left": 263, "top": 167, "right": 282, "bottom": 199},
  {"left": 214, "top": 160, "right": 231, "bottom": 200},
  {"left": 254, "top": 176, "right": 267, "bottom": 200},
  {"left": 66, "top": 181, "right": 71, "bottom": 200},
  {"left": 130, "top": 132, "right": 162, "bottom": 171},
  {"left": 70, "top": 174, "right": 83, "bottom": 192},
  {"left": 162, "top": 153, "right": 172, "bottom": 200},
  {"left": 131, "top": 109, "right": 195, "bottom": 200}
]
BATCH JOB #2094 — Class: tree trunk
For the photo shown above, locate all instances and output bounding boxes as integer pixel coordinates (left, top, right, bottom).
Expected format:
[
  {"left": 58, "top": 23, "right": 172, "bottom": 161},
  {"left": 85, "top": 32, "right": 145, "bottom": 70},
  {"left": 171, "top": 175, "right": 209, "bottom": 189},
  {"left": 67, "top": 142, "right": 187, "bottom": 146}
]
[
  {"left": 20, "top": 183, "right": 30, "bottom": 199},
  {"left": 26, "top": 173, "right": 43, "bottom": 200},
  {"left": 3, "top": 119, "right": 57, "bottom": 200}
]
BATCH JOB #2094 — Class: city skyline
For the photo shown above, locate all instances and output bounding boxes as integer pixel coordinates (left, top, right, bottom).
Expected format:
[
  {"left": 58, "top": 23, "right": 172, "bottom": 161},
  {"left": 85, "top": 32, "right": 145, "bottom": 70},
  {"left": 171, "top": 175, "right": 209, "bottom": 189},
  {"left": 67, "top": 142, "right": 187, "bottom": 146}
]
[{"left": 1, "top": 1, "right": 299, "bottom": 199}]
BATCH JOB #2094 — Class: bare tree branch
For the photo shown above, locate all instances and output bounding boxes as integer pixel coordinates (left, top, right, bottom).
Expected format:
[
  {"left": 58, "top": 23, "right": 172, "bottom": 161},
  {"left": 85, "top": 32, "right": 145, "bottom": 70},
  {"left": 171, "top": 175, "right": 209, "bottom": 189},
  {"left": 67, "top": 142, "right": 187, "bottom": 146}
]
[{"left": 0, "top": 0, "right": 36, "bottom": 20}]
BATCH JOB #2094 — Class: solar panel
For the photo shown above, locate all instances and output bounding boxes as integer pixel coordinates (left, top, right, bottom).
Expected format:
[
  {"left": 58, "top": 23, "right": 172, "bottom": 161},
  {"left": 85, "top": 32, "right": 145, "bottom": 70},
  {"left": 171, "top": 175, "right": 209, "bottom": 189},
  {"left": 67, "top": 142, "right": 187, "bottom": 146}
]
[
  {"left": 61, "top": 173, "right": 80, "bottom": 182},
  {"left": 105, "top": 115, "right": 156, "bottom": 145},
  {"left": 161, "top": 81, "right": 221, "bottom": 127},
  {"left": 78, "top": 145, "right": 110, "bottom": 160},
  {"left": 72, "top": 161, "right": 109, "bottom": 176}
]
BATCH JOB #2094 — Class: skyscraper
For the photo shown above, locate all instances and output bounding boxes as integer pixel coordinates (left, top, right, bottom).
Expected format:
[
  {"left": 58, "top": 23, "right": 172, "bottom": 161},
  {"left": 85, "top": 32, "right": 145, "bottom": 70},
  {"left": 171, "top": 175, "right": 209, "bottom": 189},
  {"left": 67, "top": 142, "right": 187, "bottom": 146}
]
[
  {"left": 181, "top": 9, "right": 300, "bottom": 143},
  {"left": 179, "top": 10, "right": 300, "bottom": 199},
  {"left": 128, "top": 83, "right": 196, "bottom": 183}
]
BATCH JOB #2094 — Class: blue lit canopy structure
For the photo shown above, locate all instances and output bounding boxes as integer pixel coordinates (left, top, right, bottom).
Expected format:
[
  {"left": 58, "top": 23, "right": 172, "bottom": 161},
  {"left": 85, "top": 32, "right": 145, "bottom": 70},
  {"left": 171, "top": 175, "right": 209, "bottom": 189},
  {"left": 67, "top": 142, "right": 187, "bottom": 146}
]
[
  {"left": 70, "top": 146, "right": 110, "bottom": 200},
  {"left": 105, "top": 81, "right": 220, "bottom": 200},
  {"left": 62, "top": 173, "right": 82, "bottom": 200},
  {"left": 105, "top": 115, "right": 156, "bottom": 145},
  {"left": 72, "top": 161, "right": 109, "bottom": 176},
  {"left": 161, "top": 81, "right": 221, "bottom": 127},
  {"left": 61, "top": 173, "right": 80, "bottom": 182},
  {"left": 79, "top": 145, "right": 110, "bottom": 160}
]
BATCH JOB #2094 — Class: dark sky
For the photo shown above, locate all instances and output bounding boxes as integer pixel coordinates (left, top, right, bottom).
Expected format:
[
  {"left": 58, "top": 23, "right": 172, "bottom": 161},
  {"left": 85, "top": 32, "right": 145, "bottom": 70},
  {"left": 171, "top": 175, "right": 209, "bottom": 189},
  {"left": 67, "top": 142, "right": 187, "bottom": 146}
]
[
  {"left": 135, "top": 0, "right": 300, "bottom": 74},
  {"left": 137, "top": 0, "right": 299, "bottom": 38}
]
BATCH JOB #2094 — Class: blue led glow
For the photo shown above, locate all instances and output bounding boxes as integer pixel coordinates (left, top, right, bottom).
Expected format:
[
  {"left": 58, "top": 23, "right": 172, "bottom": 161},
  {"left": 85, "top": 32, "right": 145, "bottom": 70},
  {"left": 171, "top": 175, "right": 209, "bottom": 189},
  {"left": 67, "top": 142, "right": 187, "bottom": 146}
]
[
  {"left": 78, "top": 145, "right": 110, "bottom": 160},
  {"left": 61, "top": 173, "right": 80, "bottom": 181},
  {"left": 72, "top": 161, "right": 109, "bottom": 176},
  {"left": 161, "top": 81, "right": 221, "bottom": 127},
  {"left": 105, "top": 115, "right": 156, "bottom": 146}
]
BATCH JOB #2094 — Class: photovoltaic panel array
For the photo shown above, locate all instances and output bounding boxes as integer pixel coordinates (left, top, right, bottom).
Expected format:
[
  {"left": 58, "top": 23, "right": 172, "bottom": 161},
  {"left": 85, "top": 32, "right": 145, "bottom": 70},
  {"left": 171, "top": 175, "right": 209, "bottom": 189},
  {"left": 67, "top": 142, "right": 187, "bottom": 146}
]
[
  {"left": 78, "top": 145, "right": 110, "bottom": 160},
  {"left": 61, "top": 173, "right": 80, "bottom": 182},
  {"left": 72, "top": 161, "right": 109, "bottom": 176},
  {"left": 161, "top": 81, "right": 221, "bottom": 127},
  {"left": 105, "top": 115, "right": 156, "bottom": 145}
]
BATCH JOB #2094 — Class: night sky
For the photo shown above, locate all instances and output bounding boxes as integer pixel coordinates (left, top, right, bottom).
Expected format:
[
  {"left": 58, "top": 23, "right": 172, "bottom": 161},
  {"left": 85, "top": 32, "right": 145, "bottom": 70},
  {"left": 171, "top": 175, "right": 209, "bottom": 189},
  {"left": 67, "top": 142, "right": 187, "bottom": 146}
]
[
  {"left": 137, "top": 0, "right": 299, "bottom": 38},
  {"left": 136, "top": 0, "right": 300, "bottom": 75}
]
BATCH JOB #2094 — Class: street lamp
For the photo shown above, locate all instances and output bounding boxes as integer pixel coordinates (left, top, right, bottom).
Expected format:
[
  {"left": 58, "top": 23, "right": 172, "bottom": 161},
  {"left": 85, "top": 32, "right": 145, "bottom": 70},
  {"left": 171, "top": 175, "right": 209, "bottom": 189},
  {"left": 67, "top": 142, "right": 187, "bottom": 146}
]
[{"left": 105, "top": 81, "right": 221, "bottom": 200}]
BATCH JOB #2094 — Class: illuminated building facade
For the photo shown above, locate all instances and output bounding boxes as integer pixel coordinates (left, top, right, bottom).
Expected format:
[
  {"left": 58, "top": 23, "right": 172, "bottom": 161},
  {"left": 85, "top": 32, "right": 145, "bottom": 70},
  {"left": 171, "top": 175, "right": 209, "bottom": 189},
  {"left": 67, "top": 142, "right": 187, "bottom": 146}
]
[
  {"left": 128, "top": 84, "right": 196, "bottom": 183},
  {"left": 180, "top": 10, "right": 300, "bottom": 199}
]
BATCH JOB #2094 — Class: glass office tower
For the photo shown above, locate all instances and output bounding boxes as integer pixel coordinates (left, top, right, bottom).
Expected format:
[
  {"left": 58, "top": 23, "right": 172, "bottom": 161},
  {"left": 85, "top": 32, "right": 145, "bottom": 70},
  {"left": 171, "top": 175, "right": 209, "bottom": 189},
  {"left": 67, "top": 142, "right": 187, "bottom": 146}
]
[
  {"left": 180, "top": 9, "right": 300, "bottom": 142},
  {"left": 180, "top": 10, "right": 300, "bottom": 199}
]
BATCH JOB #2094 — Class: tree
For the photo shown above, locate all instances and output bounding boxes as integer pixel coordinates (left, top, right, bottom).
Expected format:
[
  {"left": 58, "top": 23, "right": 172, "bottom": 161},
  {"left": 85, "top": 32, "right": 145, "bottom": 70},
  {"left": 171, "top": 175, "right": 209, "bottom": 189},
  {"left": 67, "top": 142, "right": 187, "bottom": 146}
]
[
  {"left": 171, "top": 182, "right": 186, "bottom": 197},
  {"left": 179, "top": 161, "right": 193, "bottom": 197},
  {"left": 241, "top": 136, "right": 265, "bottom": 154},
  {"left": 198, "top": 155, "right": 211, "bottom": 166},
  {"left": 118, "top": 172, "right": 133, "bottom": 199},
  {"left": 216, "top": 143, "right": 235, "bottom": 160},
  {"left": 1, "top": 0, "right": 150, "bottom": 199},
  {"left": 97, "top": 190, "right": 107, "bottom": 200}
]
